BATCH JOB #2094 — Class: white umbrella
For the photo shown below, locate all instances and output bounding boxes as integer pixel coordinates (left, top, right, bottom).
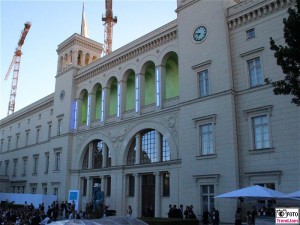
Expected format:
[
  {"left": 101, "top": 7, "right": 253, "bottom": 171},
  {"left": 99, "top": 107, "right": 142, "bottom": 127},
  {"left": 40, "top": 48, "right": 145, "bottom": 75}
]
[
  {"left": 215, "top": 185, "right": 284, "bottom": 200},
  {"left": 281, "top": 190, "right": 300, "bottom": 199}
]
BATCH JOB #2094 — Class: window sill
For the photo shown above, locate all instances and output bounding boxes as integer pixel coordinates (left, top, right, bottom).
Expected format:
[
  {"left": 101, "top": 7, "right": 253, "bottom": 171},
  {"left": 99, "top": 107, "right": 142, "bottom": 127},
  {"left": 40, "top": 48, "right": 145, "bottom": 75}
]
[
  {"left": 53, "top": 169, "right": 60, "bottom": 173},
  {"left": 249, "top": 147, "right": 274, "bottom": 154},
  {"left": 196, "top": 154, "right": 217, "bottom": 160}
]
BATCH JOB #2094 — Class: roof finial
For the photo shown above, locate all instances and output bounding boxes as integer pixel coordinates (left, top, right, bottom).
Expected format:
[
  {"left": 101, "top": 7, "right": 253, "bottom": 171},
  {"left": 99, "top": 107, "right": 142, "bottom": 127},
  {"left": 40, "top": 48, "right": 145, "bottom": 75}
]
[{"left": 81, "top": 1, "right": 89, "bottom": 38}]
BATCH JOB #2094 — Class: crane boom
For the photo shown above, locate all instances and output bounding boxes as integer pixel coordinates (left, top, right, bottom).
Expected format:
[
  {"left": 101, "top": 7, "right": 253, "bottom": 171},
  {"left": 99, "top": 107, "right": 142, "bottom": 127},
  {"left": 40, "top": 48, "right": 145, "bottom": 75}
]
[
  {"left": 102, "top": 0, "right": 117, "bottom": 55},
  {"left": 5, "top": 21, "right": 31, "bottom": 116}
]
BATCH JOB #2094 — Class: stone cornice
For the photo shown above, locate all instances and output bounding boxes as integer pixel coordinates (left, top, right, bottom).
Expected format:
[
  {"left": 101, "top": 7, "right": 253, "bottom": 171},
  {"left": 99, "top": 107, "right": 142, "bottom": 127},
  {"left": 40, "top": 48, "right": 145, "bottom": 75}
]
[
  {"left": 57, "top": 33, "right": 103, "bottom": 55},
  {"left": 74, "top": 20, "right": 178, "bottom": 84},
  {"left": 227, "top": 0, "right": 293, "bottom": 30},
  {"left": 0, "top": 94, "right": 54, "bottom": 127}
]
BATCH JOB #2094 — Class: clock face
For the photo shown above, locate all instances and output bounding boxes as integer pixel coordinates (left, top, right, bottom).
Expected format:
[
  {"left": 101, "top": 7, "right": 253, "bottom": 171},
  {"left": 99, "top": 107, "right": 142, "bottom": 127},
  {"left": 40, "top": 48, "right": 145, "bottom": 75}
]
[{"left": 193, "top": 26, "right": 207, "bottom": 42}]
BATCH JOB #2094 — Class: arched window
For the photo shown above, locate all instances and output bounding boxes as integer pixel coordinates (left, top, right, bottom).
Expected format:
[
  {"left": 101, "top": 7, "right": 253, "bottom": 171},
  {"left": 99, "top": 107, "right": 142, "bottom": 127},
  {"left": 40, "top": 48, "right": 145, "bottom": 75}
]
[
  {"left": 126, "top": 129, "right": 170, "bottom": 165},
  {"left": 165, "top": 52, "right": 179, "bottom": 99},
  {"left": 127, "top": 141, "right": 136, "bottom": 165},
  {"left": 85, "top": 53, "right": 90, "bottom": 65},
  {"left": 126, "top": 71, "right": 135, "bottom": 111},
  {"left": 144, "top": 62, "right": 155, "bottom": 105},
  {"left": 93, "top": 141, "right": 103, "bottom": 168},
  {"left": 82, "top": 149, "right": 88, "bottom": 169},
  {"left": 81, "top": 90, "right": 88, "bottom": 124},
  {"left": 109, "top": 78, "right": 118, "bottom": 116},
  {"left": 78, "top": 50, "right": 83, "bottom": 66}
]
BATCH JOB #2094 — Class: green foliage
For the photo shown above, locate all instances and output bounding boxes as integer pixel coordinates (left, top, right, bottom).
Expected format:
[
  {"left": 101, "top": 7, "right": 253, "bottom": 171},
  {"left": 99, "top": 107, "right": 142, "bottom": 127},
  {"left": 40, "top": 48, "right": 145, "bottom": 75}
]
[{"left": 268, "top": 0, "right": 300, "bottom": 106}]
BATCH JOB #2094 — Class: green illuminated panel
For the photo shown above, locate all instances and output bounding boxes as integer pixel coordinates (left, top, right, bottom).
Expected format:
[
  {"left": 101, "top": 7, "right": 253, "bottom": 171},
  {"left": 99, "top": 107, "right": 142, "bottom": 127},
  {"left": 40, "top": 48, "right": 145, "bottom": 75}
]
[
  {"left": 109, "top": 78, "right": 117, "bottom": 116},
  {"left": 165, "top": 54, "right": 179, "bottom": 99},
  {"left": 95, "top": 86, "right": 102, "bottom": 120},
  {"left": 145, "top": 63, "right": 155, "bottom": 105},
  {"left": 81, "top": 91, "right": 88, "bottom": 124},
  {"left": 126, "top": 71, "right": 135, "bottom": 111}
]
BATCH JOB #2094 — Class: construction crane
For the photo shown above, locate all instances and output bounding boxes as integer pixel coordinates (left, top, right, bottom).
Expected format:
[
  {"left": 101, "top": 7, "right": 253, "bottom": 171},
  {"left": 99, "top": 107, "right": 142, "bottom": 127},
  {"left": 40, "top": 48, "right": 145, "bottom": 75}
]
[
  {"left": 102, "top": 0, "right": 117, "bottom": 55},
  {"left": 4, "top": 22, "right": 31, "bottom": 116}
]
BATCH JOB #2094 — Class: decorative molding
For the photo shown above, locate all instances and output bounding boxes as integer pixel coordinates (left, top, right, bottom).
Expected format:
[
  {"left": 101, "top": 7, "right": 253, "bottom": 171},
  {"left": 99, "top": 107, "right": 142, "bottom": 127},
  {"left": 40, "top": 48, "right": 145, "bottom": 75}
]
[
  {"left": 240, "top": 47, "right": 264, "bottom": 58},
  {"left": 227, "top": 0, "right": 292, "bottom": 30},
  {"left": 75, "top": 27, "right": 178, "bottom": 84}
]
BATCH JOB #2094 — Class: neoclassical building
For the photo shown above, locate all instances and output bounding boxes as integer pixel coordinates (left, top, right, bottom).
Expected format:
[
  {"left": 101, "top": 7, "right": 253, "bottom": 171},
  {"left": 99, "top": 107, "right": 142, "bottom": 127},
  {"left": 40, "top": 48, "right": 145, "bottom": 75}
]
[{"left": 1, "top": 0, "right": 299, "bottom": 223}]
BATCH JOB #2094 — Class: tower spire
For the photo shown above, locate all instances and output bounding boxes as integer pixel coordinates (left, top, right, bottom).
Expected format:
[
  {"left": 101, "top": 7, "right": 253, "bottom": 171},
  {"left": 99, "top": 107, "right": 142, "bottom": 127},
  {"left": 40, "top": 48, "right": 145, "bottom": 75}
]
[{"left": 81, "top": 1, "right": 89, "bottom": 38}]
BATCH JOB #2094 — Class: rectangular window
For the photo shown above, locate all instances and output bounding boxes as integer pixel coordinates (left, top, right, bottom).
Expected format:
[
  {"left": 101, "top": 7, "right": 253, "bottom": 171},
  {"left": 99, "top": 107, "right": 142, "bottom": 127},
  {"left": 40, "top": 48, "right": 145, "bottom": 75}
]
[
  {"left": 201, "top": 185, "right": 215, "bottom": 213},
  {"left": 247, "top": 57, "right": 263, "bottom": 87},
  {"left": 45, "top": 153, "right": 49, "bottom": 173},
  {"left": 22, "top": 158, "right": 27, "bottom": 176},
  {"left": 252, "top": 115, "right": 270, "bottom": 149},
  {"left": 198, "top": 69, "right": 209, "bottom": 97},
  {"left": 33, "top": 156, "right": 39, "bottom": 175},
  {"left": 16, "top": 134, "right": 20, "bottom": 148},
  {"left": 54, "top": 188, "right": 58, "bottom": 196},
  {"left": 55, "top": 151, "right": 61, "bottom": 171},
  {"left": 128, "top": 175, "right": 135, "bottom": 197},
  {"left": 162, "top": 173, "right": 170, "bottom": 197},
  {"left": 31, "top": 187, "right": 36, "bottom": 194},
  {"left": 58, "top": 119, "right": 62, "bottom": 135},
  {"left": 36, "top": 128, "right": 40, "bottom": 143},
  {"left": 0, "top": 140, "right": 3, "bottom": 152},
  {"left": 106, "top": 176, "right": 111, "bottom": 196},
  {"left": 43, "top": 187, "right": 47, "bottom": 195},
  {"left": 48, "top": 123, "right": 52, "bottom": 140},
  {"left": 7, "top": 137, "right": 11, "bottom": 150},
  {"left": 5, "top": 161, "right": 9, "bottom": 176},
  {"left": 200, "top": 124, "right": 214, "bottom": 155},
  {"left": 162, "top": 136, "right": 170, "bottom": 161},
  {"left": 246, "top": 28, "right": 255, "bottom": 39},
  {"left": 25, "top": 130, "right": 30, "bottom": 146},
  {"left": 13, "top": 159, "right": 17, "bottom": 177}
]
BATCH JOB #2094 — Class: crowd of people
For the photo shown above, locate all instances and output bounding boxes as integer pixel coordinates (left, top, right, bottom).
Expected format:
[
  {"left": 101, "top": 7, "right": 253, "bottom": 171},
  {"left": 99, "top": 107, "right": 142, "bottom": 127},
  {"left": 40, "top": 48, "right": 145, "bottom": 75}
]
[{"left": 167, "top": 204, "right": 197, "bottom": 219}]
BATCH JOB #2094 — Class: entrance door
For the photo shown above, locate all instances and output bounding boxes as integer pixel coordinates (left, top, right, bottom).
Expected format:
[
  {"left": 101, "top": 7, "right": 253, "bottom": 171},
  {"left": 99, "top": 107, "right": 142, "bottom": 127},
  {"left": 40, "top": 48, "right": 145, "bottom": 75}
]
[{"left": 142, "top": 174, "right": 155, "bottom": 217}]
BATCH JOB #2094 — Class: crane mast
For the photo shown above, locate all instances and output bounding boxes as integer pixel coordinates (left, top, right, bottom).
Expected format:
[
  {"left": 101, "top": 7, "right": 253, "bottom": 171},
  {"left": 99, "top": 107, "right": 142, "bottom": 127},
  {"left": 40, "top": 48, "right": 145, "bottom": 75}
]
[
  {"left": 5, "top": 22, "right": 31, "bottom": 116},
  {"left": 102, "top": 0, "right": 117, "bottom": 55}
]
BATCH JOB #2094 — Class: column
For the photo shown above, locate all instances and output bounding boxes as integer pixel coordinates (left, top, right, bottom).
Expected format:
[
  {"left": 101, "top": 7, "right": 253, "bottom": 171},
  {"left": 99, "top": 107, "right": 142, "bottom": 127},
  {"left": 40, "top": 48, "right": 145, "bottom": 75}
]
[
  {"left": 135, "top": 73, "right": 144, "bottom": 115},
  {"left": 133, "top": 174, "right": 140, "bottom": 217},
  {"left": 101, "top": 88, "right": 108, "bottom": 124},
  {"left": 156, "top": 131, "right": 162, "bottom": 162},
  {"left": 101, "top": 176, "right": 105, "bottom": 193},
  {"left": 103, "top": 143, "right": 108, "bottom": 168},
  {"left": 155, "top": 65, "right": 166, "bottom": 110},
  {"left": 87, "top": 93, "right": 93, "bottom": 127},
  {"left": 89, "top": 92, "right": 96, "bottom": 125},
  {"left": 117, "top": 80, "right": 126, "bottom": 120},
  {"left": 88, "top": 142, "right": 93, "bottom": 169},
  {"left": 154, "top": 172, "right": 161, "bottom": 217},
  {"left": 77, "top": 98, "right": 82, "bottom": 127},
  {"left": 135, "top": 133, "right": 141, "bottom": 164},
  {"left": 86, "top": 177, "right": 92, "bottom": 203}
]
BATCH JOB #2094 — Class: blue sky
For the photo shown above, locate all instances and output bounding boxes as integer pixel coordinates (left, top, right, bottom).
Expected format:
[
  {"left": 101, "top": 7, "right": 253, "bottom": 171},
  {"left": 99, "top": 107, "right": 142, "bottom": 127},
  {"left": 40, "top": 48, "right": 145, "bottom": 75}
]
[{"left": 0, "top": 0, "right": 177, "bottom": 120}]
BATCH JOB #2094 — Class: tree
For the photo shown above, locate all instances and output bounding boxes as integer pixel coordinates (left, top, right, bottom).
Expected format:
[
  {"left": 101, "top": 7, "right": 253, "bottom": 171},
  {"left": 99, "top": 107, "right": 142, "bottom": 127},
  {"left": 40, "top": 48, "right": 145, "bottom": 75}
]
[{"left": 267, "top": 0, "right": 300, "bottom": 106}]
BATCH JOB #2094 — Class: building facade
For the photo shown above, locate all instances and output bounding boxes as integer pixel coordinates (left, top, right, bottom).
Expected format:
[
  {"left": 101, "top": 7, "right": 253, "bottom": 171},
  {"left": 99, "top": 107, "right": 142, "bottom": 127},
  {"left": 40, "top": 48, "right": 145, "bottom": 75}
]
[{"left": 1, "top": 0, "right": 299, "bottom": 223}]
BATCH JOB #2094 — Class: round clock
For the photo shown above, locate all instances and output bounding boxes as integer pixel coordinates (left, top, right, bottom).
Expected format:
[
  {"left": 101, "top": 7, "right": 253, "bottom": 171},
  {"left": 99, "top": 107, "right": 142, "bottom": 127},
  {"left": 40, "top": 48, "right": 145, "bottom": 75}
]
[
  {"left": 59, "top": 90, "right": 65, "bottom": 100},
  {"left": 193, "top": 26, "right": 207, "bottom": 42}
]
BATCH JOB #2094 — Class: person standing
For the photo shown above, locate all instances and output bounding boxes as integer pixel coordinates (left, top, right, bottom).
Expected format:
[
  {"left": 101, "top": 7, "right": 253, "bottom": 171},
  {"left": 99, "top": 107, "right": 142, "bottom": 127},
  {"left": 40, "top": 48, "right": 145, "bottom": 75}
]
[
  {"left": 127, "top": 205, "right": 132, "bottom": 217},
  {"left": 235, "top": 207, "right": 242, "bottom": 225},
  {"left": 211, "top": 208, "right": 220, "bottom": 225}
]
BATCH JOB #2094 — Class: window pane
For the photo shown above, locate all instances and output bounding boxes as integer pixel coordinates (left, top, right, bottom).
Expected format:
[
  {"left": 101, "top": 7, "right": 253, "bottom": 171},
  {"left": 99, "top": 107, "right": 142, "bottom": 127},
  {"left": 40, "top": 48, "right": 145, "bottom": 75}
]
[
  {"left": 252, "top": 115, "right": 270, "bottom": 149},
  {"left": 201, "top": 124, "right": 213, "bottom": 155}
]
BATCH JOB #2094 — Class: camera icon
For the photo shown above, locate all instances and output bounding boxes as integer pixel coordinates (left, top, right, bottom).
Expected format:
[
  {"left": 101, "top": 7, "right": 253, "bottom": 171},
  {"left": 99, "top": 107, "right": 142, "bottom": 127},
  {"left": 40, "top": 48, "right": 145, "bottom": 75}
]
[{"left": 277, "top": 209, "right": 288, "bottom": 218}]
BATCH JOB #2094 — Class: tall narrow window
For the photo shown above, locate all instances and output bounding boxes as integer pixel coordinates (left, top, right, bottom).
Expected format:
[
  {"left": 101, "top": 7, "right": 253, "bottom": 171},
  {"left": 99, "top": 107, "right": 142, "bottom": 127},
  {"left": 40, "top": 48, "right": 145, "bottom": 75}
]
[
  {"left": 58, "top": 119, "right": 62, "bottom": 135},
  {"left": 13, "top": 159, "right": 17, "bottom": 177},
  {"left": 0, "top": 140, "right": 3, "bottom": 152},
  {"left": 201, "top": 185, "right": 215, "bottom": 213},
  {"left": 252, "top": 115, "right": 270, "bottom": 149},
  {"left": 199, "top": 69, "right": 209, "bottom": 97},
  {"left": 82, "top": 178, "right": 87, "bottom": 196},
  {"left": 156, "top": 68, "right": 160, "bottom": 107},
  {"left": 247, "top": 57, "right": 263, "bottom": 87},
  {"left": 200, "top": 124, "right": 214, "bottom": 155},
  {"left": 162, "top": 136, "right": 170, "bottom": 161},
  {"left": 22, "top": 157, "right": 27, "bottom": 176},
  {"left": 36, "top": 128, "right": 40, "bottom": 143},
  {"left": 117, "top": 83, "right": 121, "bottom": 118},
  {"left": 5, "top": 161, "right": 9, "bottom": 176},
  {"left": 16, "top": 134, "right": 20, "bottom": 148},
  {"left": 54, "top": 150, "right": 61, "bottom": 171},
  {"left": 48, "top": 122, "right": 52, "bottom": 140},
  {"left": 25, "top": 130, "right": 30, "bottom": 146},
  {"left": 162, "top": 173, "right": 170, "bottom": 197},
  {"left": 54, "top": 188, "right": 58, "bottom": 196},
  {"left": 7, "top": 137, "right": 11, "bottom": 150},
  {"left": 106, "top": 176, "right": 111, "bottom": 196},
  {"left": 33, "top": 155, "right": 39, "bottom": 175},
  {"left": 128, "top": 175, "right": 135, "bottom": 197},
  {"left": 141, "top": 130, "right": 156, "bottom": 164},
  {"left": 45, "top": 153, "right": 49, "bottom": 173}
]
